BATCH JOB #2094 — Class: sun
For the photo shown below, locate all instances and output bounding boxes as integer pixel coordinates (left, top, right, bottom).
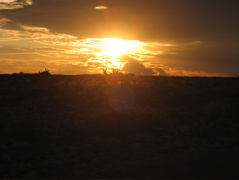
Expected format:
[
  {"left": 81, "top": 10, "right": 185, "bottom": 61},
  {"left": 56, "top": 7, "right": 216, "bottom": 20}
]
[
  {"left": 81, "top": 38, "right": 146, "bottom": 71},
  {"left": 100, "top": 38, "right": 143, "bottom": 58}
]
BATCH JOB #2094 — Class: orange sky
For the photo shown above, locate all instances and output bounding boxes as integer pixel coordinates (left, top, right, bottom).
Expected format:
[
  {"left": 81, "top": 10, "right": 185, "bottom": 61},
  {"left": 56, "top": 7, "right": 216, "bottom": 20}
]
[{"left": 0, "top": 0, "right": 238, "bottom": 76}]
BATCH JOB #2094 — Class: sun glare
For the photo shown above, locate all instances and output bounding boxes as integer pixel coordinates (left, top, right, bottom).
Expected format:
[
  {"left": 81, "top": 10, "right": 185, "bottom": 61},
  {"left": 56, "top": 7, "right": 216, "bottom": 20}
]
[
  {"left": 77, "top": 38, "right": 150, "bottom": 71},
  {"left": 95, "top": 6, "right": 108, "bottom": 10},
  {"left": 100, "top": 38, "right": 144, "bottom": 58}
]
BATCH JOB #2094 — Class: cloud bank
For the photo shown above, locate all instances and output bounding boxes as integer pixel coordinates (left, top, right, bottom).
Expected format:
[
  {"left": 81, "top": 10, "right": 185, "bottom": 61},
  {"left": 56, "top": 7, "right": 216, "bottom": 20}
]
[{"left": 1, "top": 0, "right": 237, "bottom": 42}]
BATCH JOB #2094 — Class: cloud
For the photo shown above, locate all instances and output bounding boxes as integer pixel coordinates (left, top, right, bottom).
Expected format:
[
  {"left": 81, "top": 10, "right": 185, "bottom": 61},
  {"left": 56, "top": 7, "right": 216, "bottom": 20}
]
[
  {"left": 164, "top": 67, "right": 230, "bottom": 77},
  {"left": 0, "top": 0, "right": 32, "bottom": 9},
  {"left": 19, "top": 24, "right": 50, "bottom": 33},
  {"left": 0, "top": 21, "right": 77, "bottom": 42},
  {"left": 0, "top": 0, "right": 238, "bottom": 42},
  {"left": 156, "top": 40, "right": 239, "bottom": 76},
  {"left": 122, "top": 57, "right": 160, "bottom": 76},
  {"left": 155, "top": 67, "right": 167, "bottom": 76},
  {"left": 1, "top": 1, "right": 238, "bottom": 44},
  {"left": 0, "top": 17, "right": 10, "bottom": 26}
]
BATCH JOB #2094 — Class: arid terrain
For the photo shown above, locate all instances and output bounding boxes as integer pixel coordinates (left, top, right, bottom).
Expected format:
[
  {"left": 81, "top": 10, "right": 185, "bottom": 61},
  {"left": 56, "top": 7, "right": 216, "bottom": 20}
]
[{"left": 0, "top": 74, "right": 239, "bottom": 178}]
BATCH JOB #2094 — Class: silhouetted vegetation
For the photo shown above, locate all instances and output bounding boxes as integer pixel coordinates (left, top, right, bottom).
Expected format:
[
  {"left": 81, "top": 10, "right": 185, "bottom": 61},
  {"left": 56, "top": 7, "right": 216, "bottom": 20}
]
[{"left": 0, "top": 74, "right": 239, "bottom": 178}]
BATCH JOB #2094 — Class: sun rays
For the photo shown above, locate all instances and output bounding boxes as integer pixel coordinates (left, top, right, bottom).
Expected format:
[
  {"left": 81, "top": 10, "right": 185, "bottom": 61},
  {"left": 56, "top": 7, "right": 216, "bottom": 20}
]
[
  {"left": 82, "top": 38, "right": 147, "bottom": 70},
  {"left": 99, "top": 38, "right": 144, "bottom": 58}
]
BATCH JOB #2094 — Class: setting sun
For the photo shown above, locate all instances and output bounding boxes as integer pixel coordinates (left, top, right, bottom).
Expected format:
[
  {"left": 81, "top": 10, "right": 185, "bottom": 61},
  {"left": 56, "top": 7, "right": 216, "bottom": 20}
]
[
  {"left": 80, "top": 38, "right": 148, "bottom": 71},
  {"left": 100, "top": 38, "right": 145, "bottom": 58}
]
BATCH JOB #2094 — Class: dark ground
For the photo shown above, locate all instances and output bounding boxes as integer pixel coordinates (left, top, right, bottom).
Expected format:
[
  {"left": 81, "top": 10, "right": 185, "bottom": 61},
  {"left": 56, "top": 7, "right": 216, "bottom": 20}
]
[{"left": 0, "top": 74, "right": 239, "bottom": 178}]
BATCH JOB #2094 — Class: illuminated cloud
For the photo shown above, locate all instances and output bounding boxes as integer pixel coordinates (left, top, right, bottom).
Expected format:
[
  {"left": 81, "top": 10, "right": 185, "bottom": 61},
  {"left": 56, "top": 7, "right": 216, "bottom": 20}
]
[
  {"left": 0, "top": 0, "right": 32, "bottom": 9},
  {"left": 164, "top": 67, "right": 230, "bottom": 77},
  {"left": 95, "top": 6, "right": 108, "bottom": 10},
  {"left": 0, "top": 23, "right": 77, "bottom": 42},
  {"left": 19, "top": 24, "right": 50, "bottom": 33},
  {"left": 0, "top": 18, "right": 11, "bottom": 27},
  {"left": 0, "top": 28, "right": 22, "bottom": 41}
]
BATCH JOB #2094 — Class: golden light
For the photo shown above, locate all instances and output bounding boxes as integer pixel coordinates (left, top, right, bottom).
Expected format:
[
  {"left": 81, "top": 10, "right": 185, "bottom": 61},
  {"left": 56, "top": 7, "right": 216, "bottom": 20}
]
[
  {"left": 100, "top": 38, "right": 144, "bottom": 58},
  {"left": 95, "top": 6, "right": 108, "bottom": 10},
  {"left": 75, "top": 38, "right": 149, "bottom": 72}
]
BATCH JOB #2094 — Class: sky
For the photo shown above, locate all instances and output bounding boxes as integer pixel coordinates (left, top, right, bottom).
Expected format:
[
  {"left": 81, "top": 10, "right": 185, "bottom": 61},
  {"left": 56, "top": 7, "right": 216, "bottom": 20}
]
[{"left": 0, "top": 0, "right": 239, "bottom": 76}]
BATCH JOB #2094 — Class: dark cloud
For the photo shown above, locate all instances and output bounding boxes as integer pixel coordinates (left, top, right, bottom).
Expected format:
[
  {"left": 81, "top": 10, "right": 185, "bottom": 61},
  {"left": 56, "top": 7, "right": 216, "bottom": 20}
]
[
  {"left": 122, "top": 59, "right": 168, "bottom": 76},
  {"left": 0, "top": 17, "right": 22, "bottom": 31},
  {"left": 122, "top": 57, "right": 160, "bottom": 76},
  {"left": 1, "top": 0, "right": 238, "bottom": 42},
  {"left": 155, "top": 67, "right": 167, "bottom": 76},
  {"left": 157, "top": 40, "right": 239, "bottom": 76},
  {"left": 123, "top": 61, "right": 153, "bottom": 75}
]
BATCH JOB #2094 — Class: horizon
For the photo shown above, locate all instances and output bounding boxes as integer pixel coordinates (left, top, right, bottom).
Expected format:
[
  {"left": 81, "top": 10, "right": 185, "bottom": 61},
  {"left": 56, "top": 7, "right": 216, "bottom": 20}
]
[{"left": 1, "top": 70, "right": 238, "bottom": 78}]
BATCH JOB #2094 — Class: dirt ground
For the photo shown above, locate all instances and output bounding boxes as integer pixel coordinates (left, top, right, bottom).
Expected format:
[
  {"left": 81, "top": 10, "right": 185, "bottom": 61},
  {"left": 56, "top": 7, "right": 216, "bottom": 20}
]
[{"left": 0, "top": 75, "right": 238, "bottom": 178}]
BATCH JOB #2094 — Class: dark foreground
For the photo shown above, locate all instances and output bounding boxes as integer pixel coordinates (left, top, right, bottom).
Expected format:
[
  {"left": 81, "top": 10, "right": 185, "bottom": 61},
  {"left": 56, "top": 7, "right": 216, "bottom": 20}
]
[{"left": 0, "top": 74, "right": 239, "bottom": 178}]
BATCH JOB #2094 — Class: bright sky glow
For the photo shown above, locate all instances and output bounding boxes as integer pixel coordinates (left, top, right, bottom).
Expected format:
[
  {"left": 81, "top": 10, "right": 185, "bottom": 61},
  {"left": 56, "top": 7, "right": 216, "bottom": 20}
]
[
  {"left": 0, "top": 22, "right": 229, "bottom": 76},
  {"left": 99, "top": 38, "right": 145, "bottom": 57},
  {"left": 75, "top": 38, "right": 158, "bottom": 71},
  {"left": 95, "top": 6, "right": 108, "bottom": 10}
]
